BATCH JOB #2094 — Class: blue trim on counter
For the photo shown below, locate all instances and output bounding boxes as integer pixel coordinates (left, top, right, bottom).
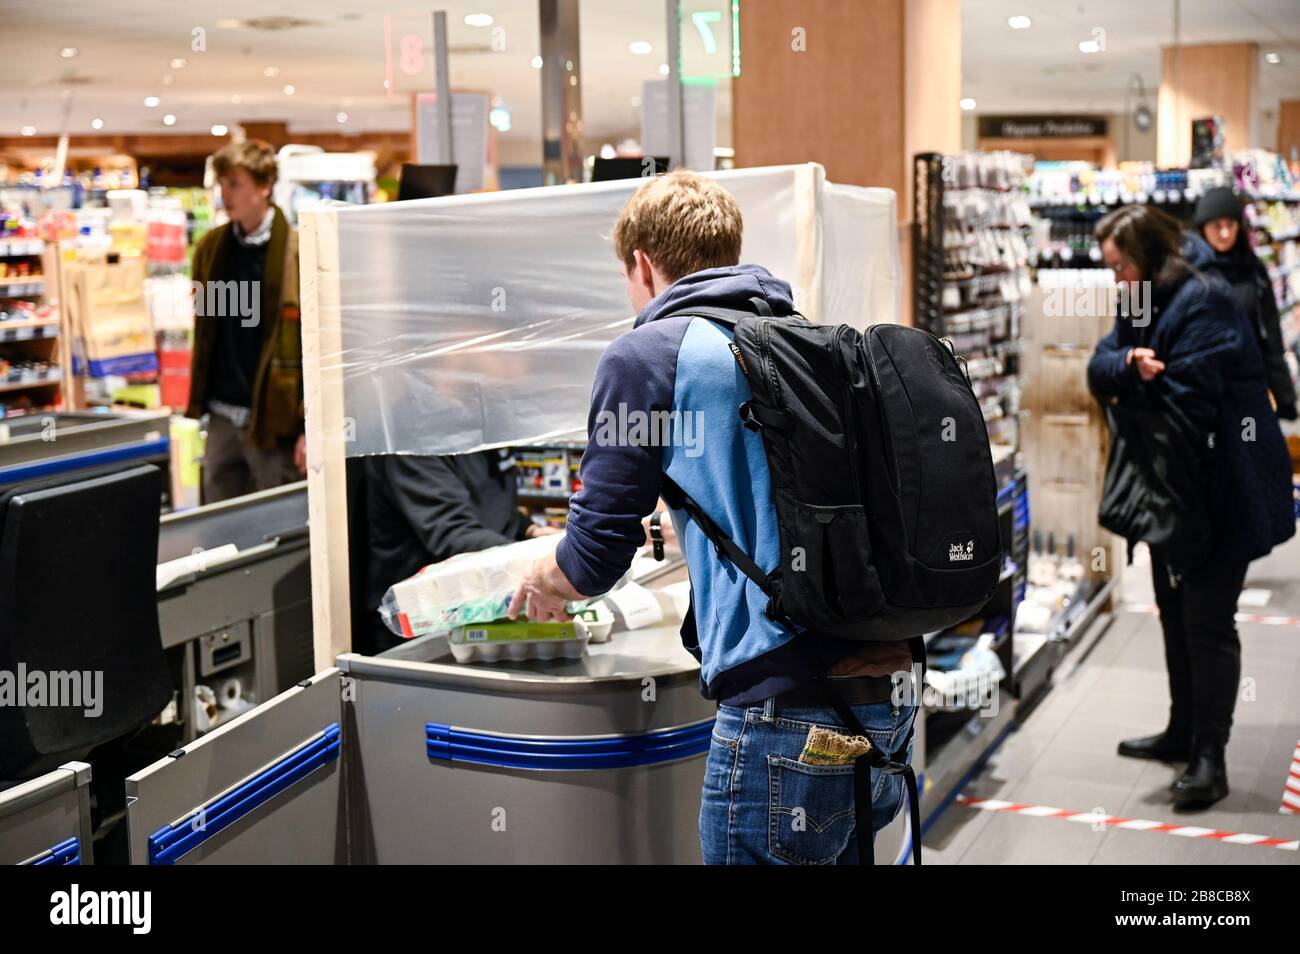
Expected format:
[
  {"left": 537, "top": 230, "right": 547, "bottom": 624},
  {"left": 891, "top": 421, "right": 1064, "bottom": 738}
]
[
  {"left": 0, "top": 437, "right": 170, "bottom": 485},
  {"left": 148, "top": 723, "right": 341, "bottom": 865},
  {"left": 426, "top": 719, "right": 715, "bottom": 771},
  {"left": 31, "top": 836, "right": 80, "bottom": 865}
]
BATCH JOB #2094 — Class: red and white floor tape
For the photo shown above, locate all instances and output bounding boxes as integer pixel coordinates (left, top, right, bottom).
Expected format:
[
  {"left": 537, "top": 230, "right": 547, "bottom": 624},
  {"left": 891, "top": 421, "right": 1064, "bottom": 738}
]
[
  {"left": 1281, "top": 741, "right": 1300, "bottom": 816},
  {"left": 955, "top": 795, "right": 1299, "bottom": 852},
  {"left": 1126, "top": 604, "right": 1300, "bottom": 627}
]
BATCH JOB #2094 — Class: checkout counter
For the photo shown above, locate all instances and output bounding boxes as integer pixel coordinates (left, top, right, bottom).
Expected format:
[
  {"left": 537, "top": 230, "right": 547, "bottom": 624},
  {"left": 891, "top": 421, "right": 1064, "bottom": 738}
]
[
  {"left": 156, "top": 481, "right": 314, "bottom": 742},
  {"left": 122, "top": 548, "right": 919, "bottom": 865},
  {"left": 124, "top": 557, "right": 718, "bottom": 864},
  {"left": 0, "top": 411, "right": 171, "bottom": 505}
]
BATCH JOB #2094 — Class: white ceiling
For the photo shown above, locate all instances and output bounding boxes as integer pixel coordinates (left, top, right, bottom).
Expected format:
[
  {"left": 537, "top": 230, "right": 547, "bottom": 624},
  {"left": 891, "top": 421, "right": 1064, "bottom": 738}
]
[
  {"left": 0, "top": 0, "right": 1297, "bottom": 154},
  {"left": 0, "top": 0, "right": 675, "bottom": 147},
  {"left": 962, "top": 0, "right": 1300, "bottom": 114}
]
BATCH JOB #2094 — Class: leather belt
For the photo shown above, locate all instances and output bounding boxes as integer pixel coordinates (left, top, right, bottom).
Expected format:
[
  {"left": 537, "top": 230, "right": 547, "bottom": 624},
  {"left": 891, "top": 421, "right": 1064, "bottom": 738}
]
[{"left": 773, "top": 674, "right": 898, "bottom": 710}]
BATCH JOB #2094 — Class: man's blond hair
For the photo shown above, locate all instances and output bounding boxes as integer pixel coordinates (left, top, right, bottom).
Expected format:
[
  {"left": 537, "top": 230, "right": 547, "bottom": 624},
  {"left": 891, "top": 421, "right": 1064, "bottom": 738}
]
[
  {"left": 212, "top": 140, "right": 279, "bottom": 188},
  {"left": 612, "top": 170, "right": 742, "bottom": 282}
]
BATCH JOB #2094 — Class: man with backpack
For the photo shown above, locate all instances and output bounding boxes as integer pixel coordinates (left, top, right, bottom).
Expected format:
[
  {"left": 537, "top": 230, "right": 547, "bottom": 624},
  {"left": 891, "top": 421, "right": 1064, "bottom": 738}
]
[{"left": 510, "top": 170, "right": 998, "bottom": 864}]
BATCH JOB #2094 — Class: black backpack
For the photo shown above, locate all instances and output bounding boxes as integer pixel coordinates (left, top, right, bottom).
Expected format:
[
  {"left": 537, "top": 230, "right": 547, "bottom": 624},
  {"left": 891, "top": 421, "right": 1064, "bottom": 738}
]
[{"left": 660, "top": 297, "right": 1003, "bottom": 645}]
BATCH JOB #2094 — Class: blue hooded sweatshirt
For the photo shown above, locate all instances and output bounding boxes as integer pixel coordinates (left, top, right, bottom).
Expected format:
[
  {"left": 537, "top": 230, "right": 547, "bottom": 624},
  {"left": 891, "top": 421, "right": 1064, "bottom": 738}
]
[{"left": 554, "top": 265, "right": 893, "bottom": 705}]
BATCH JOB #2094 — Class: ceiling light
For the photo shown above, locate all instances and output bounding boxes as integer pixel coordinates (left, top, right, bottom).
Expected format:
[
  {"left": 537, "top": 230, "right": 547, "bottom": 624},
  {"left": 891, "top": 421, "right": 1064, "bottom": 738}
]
[
  {"left": 60, "top": 47, "right": 77, "bottom": 58},
  {"left": 1007, "top": 16, "right": 1031, "bottom": 30},
  {"left": 163, "top": 114, "right": 177, "bottom": 126},
  {"left": 531, "top": 55, "right": 543, "bottom": 69},
  {"left": 960, "top": 97, "right": 977, "bottom": 111},
  {"left": 230, "top": 94, "right": 242, "bottom": 104},
  {"left": 1078, "top": 39, "right": 1101, "bottom": 54},
  {"left": 489, "top": 106, "right": 511, "bottom": 132},
  {"left": 20, "top": 126, "right": 36, "bottom": 137},
  {"left": 284, "top": 84, "right": 295, "bottom": 95},
  {"left": 144, "top": 96, "right": 160, "bottom": 107},
  {"left": 211, "top": 124, "right": 228, "bottom": 136},
  {"left": 659, "top": 63, "right": 670, "bottom": 75},
  {"left": 91, "top": 117, "right": 103, "bottom": 129},
  {"left": 336, "top": 112, "right": 348, "bottom": 123},
  {"left": 264, "top": 66, "right": 280, "bottom": 77},
  {"left": 1265, "top": 51, "right": 1281, "bottom": 65},
  {"left": 170, "top": 58, "right": 187, "bottom": 69},
  {"left": 629, "top": 41, "right": 652, "bottom": 55},
  {"left": 464, "top": 13, "right": 493, "bottom": 27}
]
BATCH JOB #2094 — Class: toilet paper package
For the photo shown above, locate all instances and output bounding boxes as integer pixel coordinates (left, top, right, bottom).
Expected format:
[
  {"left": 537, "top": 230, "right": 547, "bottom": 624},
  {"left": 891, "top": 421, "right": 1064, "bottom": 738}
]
[{"left": 380, "top": 532, "right": 568, "bottom": 639}]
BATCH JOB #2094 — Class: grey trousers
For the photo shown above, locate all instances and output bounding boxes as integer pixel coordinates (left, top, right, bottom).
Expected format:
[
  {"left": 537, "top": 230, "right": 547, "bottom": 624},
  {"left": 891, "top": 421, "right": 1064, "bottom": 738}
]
[{"left": 202, "top": 412, "right": 300, "bottom": 504}]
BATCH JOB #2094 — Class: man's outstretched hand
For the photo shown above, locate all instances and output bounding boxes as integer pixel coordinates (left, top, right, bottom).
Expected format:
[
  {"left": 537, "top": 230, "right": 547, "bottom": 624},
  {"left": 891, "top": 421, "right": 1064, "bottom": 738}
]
[{"left": 508, "top": 552, "right": 587, "bottom": 622}]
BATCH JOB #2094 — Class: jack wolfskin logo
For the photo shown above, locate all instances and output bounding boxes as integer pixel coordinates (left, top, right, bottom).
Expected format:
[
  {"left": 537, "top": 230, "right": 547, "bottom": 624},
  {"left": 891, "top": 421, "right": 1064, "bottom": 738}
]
[{"left": 948, "top": 540, "right": 975, "bottom": 563}]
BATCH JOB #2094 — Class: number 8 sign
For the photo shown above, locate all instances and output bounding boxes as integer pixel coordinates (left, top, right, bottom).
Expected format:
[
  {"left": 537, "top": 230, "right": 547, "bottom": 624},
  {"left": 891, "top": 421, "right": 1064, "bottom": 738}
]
[{"left": 384, "top": 13, "right": 433, "bottom": 95}]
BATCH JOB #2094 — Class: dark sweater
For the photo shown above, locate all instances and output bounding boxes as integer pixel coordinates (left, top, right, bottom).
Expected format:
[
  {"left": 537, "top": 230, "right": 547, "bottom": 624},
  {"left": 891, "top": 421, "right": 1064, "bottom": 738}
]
[{"left": 206, "top": 234, "right": 268, "bottom": 409}]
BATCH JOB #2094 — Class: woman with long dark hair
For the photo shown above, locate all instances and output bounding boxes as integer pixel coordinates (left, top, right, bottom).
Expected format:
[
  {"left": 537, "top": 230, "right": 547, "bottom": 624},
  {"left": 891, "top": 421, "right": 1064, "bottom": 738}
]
[
  {"left": 1195, "top": 186, "right": 1298, "bottom": 421},
  {"left": 1088, "top": 204, "right": 1295, "bottom": 810}
]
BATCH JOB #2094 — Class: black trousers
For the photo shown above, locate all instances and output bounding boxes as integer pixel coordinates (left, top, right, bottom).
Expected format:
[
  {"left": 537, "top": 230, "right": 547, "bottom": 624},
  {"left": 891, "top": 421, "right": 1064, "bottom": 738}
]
[{"left": 1149, "top": 550, "right": 1249, "bottom": 745}]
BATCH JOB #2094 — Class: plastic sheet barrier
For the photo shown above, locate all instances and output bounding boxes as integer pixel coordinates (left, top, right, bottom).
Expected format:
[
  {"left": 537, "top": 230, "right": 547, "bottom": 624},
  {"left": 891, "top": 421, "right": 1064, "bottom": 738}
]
[{"left": 303, "top": 164, "right": 899, "bottom": 458}]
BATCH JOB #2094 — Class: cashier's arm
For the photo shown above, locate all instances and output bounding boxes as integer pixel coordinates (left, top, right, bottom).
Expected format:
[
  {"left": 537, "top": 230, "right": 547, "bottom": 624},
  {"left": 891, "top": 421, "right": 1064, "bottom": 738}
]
[{"left": 509, "top": 553, "right": 587, "bottom": 623}]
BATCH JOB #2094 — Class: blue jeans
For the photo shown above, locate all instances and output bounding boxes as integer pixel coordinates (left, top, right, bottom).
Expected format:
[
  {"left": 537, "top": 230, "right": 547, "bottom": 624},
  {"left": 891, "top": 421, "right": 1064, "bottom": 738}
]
[{"left": 699, "top": 697, "right": 917, "bottom": 865}]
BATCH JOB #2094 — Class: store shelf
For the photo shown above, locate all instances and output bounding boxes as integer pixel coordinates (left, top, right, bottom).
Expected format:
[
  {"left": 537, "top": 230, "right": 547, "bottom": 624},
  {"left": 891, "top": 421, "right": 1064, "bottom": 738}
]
[
  {"left": 0, "top": 278, "right": 44, "bottom": 297},
  {"left": 0, "top": 370, "right": 62, "bottom": 392},
  {"left": 0, "top": 317, "right": 59, "bottom": 342},
  {"left": 0, "top": 238, "right": 44, "bottom": 257}
]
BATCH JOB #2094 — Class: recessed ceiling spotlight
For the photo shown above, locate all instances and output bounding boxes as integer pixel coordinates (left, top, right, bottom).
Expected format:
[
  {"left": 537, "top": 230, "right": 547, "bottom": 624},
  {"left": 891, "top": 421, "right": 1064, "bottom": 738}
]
[
  {"left": 60, "top": 47, "right": 78, "bottom": 58},
  {"left": 960, "top": 97, "right": 977, "bottom": 111},
  {"left": 211, "top": 124, "right": 228, "bottom": 136},
  {"left": 659, "top": 63, "right": 670, "bottom": 75},
  {"left": 20, "top": 126, "right": 36, "bottom": 136},
  {"left": 1079, "top": 39, "right": 1101, "bottom": 54},
  {"left": 336, "top": 112, "right": 348, "bottom": 124},
  {"left": 163, "top": 114, "right": 177, "bottom": 126},
  {"left": 170, "top": 58, "right": 187, "bottom": 69},
  {"left": 264, "top": 66, "right": 279, "bottom": 77},
  {"left": 1264, "top": 51, "right": 1281, "bottom": 65},
  {"left": 629, "top": 41, "right": 652, "bottom": 55},
  {"left": 531, "top": 55, "right": 543, "bottom": 69},
  {"left": 1007, "top": 16, "right": 1031, "bottom": 30},
  {"left": 91, "top": 117, "right": 103, "bottom": 129},
  {"left": 144, "top": 96, "right": 160, "bottom": 107},
  {"left": 284, "top": 84, "right": 295, "bottom": 95},
  {"left": 464, "top": 13, "right": 493, "bottom": 27}
]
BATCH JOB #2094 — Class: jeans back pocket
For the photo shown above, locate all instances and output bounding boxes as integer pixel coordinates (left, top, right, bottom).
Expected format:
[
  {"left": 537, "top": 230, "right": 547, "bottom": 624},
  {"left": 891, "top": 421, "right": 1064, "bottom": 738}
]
[{"left": 767, "top": 755, "right": 857, "bottom": 865}]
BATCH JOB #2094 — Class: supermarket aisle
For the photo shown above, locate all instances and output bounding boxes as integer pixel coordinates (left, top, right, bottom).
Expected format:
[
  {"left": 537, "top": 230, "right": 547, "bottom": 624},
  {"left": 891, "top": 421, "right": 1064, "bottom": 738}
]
[{"left": 924, "top": 537, "right": 1300, "bottom": 864}]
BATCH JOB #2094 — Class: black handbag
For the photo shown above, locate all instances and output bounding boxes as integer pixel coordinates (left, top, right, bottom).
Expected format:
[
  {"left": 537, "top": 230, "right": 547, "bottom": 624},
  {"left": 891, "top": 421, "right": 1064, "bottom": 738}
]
[{"left": 1099, "top": 382, "right": 1216, "bottom": 575}]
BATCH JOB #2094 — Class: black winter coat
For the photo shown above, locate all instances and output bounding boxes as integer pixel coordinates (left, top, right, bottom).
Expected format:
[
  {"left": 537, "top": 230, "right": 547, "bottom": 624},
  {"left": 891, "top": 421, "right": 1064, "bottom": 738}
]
[{"left": 1088, "top": 241, "right": 1295, "bottom": 570}]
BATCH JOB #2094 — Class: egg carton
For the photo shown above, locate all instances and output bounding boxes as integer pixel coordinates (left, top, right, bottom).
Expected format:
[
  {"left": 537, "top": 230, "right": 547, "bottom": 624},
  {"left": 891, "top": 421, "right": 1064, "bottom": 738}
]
[{"left": 447, "top": 618, "right": 593, "bottom": 664}]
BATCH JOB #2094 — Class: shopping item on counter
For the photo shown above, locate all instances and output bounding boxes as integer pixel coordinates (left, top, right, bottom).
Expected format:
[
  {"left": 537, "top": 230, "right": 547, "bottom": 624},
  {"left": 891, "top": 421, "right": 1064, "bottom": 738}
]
[
  {"left": 380, "top": 532, "right": 570, "bottom": 639},
  {"left": 446, "top": 618, "right": 591, "bottom": 663}
]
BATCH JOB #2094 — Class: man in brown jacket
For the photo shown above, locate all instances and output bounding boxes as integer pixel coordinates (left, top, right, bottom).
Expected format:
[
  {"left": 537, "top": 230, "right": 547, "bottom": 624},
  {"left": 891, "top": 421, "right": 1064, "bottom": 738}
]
[{"left": 186, "top": 141, "right": 305, "bottom": 502}]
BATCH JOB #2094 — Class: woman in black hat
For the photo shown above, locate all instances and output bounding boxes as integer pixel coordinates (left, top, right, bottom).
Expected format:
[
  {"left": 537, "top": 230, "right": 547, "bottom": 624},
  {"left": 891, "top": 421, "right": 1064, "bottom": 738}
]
[{"left": 1194, "top": 186, "right": 1298, "bottom": 420}]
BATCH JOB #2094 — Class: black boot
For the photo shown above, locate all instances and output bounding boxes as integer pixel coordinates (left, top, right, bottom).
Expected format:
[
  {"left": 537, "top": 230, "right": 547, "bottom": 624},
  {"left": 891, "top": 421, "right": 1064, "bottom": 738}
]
[
  {"left": 1172, "top": 735, "right": 1229, "bottom": 809},
  {"left": 1117, "top": 728, "right": 1191, "bottom": 762}
]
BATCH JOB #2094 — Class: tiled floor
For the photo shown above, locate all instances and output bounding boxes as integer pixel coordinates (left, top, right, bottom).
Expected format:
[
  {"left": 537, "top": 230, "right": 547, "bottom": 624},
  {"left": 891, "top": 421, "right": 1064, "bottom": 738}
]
[{"left": 923, "top": 536, "right": 1300, "bottom": 865}]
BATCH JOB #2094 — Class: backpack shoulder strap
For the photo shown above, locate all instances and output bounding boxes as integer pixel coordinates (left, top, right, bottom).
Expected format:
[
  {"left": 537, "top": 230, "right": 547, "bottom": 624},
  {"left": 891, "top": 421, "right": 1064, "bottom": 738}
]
[{"left": 660, "top": 475, "right": 776, "bottom": 602}]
